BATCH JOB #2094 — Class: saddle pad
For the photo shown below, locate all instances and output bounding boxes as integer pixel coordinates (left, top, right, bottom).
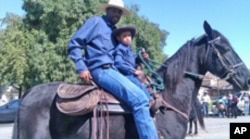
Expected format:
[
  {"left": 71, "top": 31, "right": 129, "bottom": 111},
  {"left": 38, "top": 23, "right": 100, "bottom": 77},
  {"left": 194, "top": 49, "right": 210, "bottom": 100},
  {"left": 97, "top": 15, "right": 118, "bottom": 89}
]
[
  {"left": 56, "top": 83, "right": 131, "bottom": 115},
  {"left": 57, "top": 83, "right": 97, "bottom": 99},
  {"left": 56, "top": 83, "right": 100, "bottom": 116}
]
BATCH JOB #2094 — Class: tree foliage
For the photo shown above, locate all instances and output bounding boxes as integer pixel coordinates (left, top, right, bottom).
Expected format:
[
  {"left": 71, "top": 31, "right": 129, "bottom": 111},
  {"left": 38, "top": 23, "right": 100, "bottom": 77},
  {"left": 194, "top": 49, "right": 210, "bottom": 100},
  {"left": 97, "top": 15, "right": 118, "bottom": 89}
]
[
  {"left": 0, "top": 13, "right": 28, "bottom": 92},
  {"left": 0, "top": 0, "right": 168, "bottom": 94},
  {"left": 120, "top": 4, "right": 168, "bottom": 61}
]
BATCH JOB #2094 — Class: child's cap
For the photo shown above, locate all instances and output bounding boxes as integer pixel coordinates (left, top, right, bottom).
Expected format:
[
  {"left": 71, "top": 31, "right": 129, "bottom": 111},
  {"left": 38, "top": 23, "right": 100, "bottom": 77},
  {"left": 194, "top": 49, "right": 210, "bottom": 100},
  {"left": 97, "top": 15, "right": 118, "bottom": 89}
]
[{"left": 112, "top": 25, "right": 136, "bottom": 38}]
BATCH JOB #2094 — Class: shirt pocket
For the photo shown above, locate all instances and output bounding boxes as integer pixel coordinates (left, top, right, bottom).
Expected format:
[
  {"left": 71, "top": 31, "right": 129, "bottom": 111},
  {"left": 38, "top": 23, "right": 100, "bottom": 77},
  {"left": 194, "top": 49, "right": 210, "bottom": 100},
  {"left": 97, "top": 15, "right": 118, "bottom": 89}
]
[{"left": 101, "top": 34, "right": 114, "bottom": 51}]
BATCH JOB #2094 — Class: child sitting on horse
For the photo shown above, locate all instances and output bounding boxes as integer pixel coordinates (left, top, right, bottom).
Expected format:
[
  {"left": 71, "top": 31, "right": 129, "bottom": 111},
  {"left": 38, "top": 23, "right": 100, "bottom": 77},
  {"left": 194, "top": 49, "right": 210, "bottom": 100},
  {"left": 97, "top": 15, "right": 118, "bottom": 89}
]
[{"left": 112, "top": 25, "right": 162, "bottom": 112}]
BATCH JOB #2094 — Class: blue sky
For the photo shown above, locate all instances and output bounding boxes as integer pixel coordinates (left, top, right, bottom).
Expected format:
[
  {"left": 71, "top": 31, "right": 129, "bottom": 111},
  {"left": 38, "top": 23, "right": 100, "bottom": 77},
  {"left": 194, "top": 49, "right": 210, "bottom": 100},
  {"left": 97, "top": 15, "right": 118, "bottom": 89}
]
[
  {"left": 124, "top": 0, "right": 250, "bottom": 68},
  {"left": 0, "top": 0, "right": 249, "bottom": 68}
]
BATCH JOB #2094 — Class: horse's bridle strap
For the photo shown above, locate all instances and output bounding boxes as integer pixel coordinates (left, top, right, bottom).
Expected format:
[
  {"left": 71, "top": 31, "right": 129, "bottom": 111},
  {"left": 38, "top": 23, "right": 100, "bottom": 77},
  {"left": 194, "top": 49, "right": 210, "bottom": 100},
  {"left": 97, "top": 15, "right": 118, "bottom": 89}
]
[
  {"left": 208, "top": 36, "right": 244, "bottom": 89},
  {"left": 161, "top": 99, "right": 189, "bottom": 120}
]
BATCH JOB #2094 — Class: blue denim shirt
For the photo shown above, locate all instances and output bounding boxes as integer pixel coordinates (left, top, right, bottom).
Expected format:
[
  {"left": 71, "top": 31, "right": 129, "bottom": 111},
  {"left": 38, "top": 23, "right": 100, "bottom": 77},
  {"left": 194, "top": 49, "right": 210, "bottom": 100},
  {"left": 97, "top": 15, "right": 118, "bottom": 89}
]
[
  {"left": 114, "top": 43, "right": 137, "bottom": 75},
  {"left": 68, "top": 15, "right": 117, "bottom": 73}
]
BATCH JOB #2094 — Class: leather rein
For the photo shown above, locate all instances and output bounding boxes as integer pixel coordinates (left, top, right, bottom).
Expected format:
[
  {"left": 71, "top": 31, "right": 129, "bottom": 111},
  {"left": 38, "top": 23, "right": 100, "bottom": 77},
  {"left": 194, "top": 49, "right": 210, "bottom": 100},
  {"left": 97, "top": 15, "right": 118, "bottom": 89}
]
[{"left": 137, "top": 48, "right": 189, "bottom": 120}]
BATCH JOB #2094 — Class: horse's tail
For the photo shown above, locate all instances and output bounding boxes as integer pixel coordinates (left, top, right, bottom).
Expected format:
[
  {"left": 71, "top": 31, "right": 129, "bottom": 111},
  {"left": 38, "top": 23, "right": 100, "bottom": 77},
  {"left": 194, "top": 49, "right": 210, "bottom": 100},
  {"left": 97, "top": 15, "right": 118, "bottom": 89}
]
[{"left": 195, "top": 98, "right": 206, "bottom": 130}]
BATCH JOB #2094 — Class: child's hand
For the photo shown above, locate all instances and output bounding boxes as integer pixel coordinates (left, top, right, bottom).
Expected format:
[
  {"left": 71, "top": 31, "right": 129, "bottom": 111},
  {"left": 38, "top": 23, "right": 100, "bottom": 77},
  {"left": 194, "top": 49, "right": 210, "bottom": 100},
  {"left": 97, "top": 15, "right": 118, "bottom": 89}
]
[
  {"left": 134, "top": 70, "right": 144, "bottom": 76},
  {"left": 141, "top": 48, "right": 149, "bottom": 60},
  {"left": 142, "top": 52, "right": 149, "bottom": 60}
]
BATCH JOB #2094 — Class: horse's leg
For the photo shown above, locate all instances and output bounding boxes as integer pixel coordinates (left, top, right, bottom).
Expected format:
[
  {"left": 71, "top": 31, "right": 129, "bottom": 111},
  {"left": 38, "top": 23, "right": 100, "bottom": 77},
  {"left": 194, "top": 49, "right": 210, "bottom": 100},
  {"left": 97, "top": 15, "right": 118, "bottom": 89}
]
[
  {"left": 194, "top": 120, "right": 198, "bottom": 134},
  {"left": 195, "top": 99, "right": 205, "bottom": 130},
  {"left": 188, "top": 119, "right": 192, "bottom": 134}
]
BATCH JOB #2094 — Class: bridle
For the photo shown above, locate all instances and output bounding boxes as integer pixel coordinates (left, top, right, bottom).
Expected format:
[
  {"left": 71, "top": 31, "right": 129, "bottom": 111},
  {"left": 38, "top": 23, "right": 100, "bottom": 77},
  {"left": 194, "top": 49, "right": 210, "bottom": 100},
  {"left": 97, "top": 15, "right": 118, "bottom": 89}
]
[{"left": 208, "top": 36, "right": 244, "bottom": 89}]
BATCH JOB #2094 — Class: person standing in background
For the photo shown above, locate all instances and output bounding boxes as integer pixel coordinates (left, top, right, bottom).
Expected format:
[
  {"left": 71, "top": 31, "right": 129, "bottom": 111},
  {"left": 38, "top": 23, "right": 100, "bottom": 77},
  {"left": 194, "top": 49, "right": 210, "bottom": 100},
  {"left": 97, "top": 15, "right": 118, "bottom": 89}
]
[
  {"left": 227, "top": 92, "right": 238, "bottom": 118},
  {"left": 201, "top": 91, "right": 211, "bottom": 117},
  {"left": 241, "top": 92, "right": 250, "bottom": 116}
]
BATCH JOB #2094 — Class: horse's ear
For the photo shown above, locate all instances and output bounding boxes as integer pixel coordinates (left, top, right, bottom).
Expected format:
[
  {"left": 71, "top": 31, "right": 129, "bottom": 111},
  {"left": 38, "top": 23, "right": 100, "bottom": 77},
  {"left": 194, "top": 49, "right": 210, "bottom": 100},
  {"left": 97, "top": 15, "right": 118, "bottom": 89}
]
[{"left": 203, "top": 20, "right": 213, "bottom": 40}]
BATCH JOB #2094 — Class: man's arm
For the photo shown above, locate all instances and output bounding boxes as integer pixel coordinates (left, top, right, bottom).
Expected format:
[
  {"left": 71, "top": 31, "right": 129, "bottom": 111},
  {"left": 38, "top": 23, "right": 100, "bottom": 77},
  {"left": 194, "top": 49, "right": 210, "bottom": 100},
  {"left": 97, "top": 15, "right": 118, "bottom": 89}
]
[
  {"left": 68, "top": 17, "right": 100, "bottom": 73},
  {"left": 68, "top": 17, "right": 100, "bottom": 82}
]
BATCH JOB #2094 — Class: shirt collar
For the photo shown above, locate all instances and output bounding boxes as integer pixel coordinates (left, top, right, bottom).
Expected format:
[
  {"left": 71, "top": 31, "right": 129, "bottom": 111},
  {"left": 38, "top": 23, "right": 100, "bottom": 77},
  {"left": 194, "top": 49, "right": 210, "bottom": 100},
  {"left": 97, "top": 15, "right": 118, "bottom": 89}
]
[
  {"left": 118, "top": 43, "right": 132, "bottom": 52},
  {"left": 102, "top": 15, "right": 116, "bottom": 30}
]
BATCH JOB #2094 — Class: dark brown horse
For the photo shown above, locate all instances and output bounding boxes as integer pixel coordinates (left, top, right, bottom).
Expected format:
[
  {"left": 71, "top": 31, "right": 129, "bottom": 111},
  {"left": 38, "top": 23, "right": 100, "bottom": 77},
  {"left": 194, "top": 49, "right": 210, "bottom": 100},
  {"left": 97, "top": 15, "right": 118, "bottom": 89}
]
[{"left": 12, "top": 21, "right": 250, "bottom": 139}]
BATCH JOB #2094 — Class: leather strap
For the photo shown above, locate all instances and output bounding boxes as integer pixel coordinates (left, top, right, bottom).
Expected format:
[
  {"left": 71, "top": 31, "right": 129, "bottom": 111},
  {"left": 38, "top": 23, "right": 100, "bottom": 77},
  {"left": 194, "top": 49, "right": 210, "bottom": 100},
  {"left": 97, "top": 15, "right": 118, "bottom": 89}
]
[{"left": 161, "top": 99, "right": 189, "bottom": 120}]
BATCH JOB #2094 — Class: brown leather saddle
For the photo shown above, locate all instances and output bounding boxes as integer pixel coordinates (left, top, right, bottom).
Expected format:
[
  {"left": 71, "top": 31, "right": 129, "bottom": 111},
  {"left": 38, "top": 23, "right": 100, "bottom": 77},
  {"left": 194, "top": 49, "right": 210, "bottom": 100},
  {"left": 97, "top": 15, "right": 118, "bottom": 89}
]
[{"left": 56, "top": 83, "right": 130, "bottom": 116}]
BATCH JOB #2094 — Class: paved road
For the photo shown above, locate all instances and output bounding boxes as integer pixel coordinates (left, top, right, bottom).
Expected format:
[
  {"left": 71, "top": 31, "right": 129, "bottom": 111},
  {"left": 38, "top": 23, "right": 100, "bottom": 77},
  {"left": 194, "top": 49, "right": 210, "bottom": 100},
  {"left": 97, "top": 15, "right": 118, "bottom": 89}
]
[
  {"left": 1, "top": 116, "right": 249, "bottom": 139},
  {"left": 0, "top": 123, "right": 13, "bottom": 139},
  {"left": 185, "top": 115, "right": 250, "bottom": 139}
]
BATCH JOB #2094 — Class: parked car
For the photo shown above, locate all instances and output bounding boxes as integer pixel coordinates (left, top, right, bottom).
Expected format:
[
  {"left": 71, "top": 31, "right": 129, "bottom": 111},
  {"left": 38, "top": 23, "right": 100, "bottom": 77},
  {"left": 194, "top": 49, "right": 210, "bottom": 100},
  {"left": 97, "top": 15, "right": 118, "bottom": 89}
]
[{"left": 0, "top": 99, "right": 20, "bottom": 123}]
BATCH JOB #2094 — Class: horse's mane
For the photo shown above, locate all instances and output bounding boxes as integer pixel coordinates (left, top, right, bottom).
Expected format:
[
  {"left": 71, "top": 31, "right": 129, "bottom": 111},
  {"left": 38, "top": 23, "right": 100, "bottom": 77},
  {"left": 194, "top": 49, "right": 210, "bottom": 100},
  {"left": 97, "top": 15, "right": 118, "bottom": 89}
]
[{"left": 157, "top": 34, "right": 207, "bottom": 91}]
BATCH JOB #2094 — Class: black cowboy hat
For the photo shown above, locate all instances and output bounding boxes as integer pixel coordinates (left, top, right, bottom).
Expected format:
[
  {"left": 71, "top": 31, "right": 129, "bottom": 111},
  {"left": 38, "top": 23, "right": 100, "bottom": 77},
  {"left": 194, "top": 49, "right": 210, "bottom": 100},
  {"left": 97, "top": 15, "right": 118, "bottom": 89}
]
[{"left": 112, "top": 25, "right": 136, "bottom": 38}]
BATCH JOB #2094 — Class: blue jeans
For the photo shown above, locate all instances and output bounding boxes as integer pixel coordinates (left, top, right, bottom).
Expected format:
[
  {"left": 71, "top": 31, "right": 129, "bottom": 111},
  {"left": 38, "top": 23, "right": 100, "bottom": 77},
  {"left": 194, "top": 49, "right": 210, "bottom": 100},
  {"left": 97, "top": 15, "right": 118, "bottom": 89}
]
[
  {"left": 202, "top": 102, "right": 209, "bottom": 117},
  {"left": 126, "top": 75, "right": 153, "bottom": 101},
  {"left": 91, "top": 68, "right": 158, "bottom": 139}
]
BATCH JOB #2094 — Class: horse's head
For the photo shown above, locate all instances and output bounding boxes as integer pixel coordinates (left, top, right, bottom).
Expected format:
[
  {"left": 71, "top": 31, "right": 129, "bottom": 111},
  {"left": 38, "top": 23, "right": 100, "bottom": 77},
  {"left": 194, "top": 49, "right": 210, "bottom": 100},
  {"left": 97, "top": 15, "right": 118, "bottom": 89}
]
[{"left": 201, "top": 21, "right": 250, "bottom": 90}]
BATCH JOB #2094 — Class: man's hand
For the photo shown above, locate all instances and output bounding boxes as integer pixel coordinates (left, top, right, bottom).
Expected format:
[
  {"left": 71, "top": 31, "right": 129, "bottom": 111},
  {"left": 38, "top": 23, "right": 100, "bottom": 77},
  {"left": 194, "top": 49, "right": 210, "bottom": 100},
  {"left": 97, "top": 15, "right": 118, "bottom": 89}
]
[{"left": 79, "top": 70, "right": 92, "bottom": 82}]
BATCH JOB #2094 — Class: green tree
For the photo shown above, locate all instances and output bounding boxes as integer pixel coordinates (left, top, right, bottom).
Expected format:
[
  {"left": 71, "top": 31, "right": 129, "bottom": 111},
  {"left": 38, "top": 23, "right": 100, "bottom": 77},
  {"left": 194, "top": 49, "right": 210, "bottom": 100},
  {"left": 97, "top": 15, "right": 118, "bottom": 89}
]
[
  {"left": 0, "top": 13, "right": 29, "bottom": 94},
  {"left": 120, "top": 4, "right": 168, "bottom": 62}
]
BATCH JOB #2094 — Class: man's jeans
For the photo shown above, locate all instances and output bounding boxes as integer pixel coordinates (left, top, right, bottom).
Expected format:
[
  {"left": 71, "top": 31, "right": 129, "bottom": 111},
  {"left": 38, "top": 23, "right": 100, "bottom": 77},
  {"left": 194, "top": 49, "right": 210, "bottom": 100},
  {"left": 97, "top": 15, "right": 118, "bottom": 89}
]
[
  {"left": 126, "top": 75, "right": 153, "bottom": 101},
  {"left": 91, "top": 68, "right": 158, "bottom": 139}
]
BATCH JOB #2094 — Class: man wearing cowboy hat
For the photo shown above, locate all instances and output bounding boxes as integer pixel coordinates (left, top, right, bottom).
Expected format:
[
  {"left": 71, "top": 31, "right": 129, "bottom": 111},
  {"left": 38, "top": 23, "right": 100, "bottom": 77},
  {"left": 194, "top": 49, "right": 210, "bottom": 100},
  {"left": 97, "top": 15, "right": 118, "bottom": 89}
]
[{"left": 68, "top": 0, "right": 158, "bottom": 139}]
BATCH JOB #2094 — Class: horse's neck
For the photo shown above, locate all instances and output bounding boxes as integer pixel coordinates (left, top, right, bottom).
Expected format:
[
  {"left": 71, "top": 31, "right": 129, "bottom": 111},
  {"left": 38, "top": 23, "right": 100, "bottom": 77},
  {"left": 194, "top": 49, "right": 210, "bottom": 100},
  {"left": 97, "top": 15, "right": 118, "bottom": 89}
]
[
  {"left": 164, "top": 44, "right": 204, "bottom": 87},
  {"left": 160, "top": 44, "right": 205, "bottom": 114}
]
